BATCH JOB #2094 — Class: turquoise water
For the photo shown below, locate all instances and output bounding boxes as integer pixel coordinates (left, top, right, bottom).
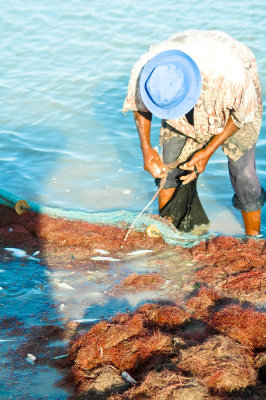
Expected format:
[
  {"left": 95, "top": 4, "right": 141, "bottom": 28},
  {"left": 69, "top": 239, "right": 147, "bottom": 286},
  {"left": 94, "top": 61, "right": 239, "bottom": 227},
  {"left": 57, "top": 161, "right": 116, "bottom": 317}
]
[
  {"left": 0, "top": 1, "right": 265, "bottom": 398},
  {"left": 0, "top": 0, "right": 265, "bottom": 235},
  {"left": 0, "top": 248, "right": 193, "bottom": 399}
]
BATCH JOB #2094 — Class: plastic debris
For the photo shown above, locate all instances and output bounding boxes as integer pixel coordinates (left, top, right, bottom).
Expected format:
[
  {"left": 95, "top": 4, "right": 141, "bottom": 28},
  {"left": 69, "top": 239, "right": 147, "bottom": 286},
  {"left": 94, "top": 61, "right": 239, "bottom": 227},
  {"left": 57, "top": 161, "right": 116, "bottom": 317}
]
[{"left": 145, "top": 225, "right": 161, "bottom": 238}]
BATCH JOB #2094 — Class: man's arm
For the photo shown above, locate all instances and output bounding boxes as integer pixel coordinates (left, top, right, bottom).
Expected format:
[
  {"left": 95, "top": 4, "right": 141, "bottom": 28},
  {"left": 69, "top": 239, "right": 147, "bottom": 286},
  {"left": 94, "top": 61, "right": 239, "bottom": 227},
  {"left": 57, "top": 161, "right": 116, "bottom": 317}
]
[
  {"left": 180, "top": 116, "right": 238, "bottom": 184},
  {"left": 133, "top": 111, "right": 166, "bottom": 178}
]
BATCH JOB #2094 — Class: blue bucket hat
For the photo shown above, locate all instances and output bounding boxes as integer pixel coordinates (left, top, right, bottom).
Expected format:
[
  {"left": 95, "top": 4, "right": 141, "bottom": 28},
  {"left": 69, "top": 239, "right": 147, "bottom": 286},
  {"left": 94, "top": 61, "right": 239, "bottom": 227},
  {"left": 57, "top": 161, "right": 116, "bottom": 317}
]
[{"left": 139, "top": 49, "right": 202, "bottom": 119}]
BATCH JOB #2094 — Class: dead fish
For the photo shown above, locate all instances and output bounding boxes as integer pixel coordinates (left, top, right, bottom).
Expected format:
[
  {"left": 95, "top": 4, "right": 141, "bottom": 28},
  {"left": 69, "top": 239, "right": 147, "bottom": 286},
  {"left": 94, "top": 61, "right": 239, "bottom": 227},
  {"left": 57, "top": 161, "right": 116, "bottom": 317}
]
[
  {"left": 93, "top": 249, "right": 110, "bottom": 255},
  {"left": 0, "top": 339, "right": 14, "bottom": 342},
  {"left": 122, "top": 371, "right": 137, "bottom": 385},
  {"left": 73, "top": 318, "right": 100, "bottom": 323},
  {"left": 53, "top": 353, "right": 69, "bottom": 360},
  {"left": 91, "top": 256, "right": 120, "bottom": 261},
  {"left": 127, "top": 249, "right": 154, "bottom": 256},
  {"left": 4, "top": 247, "right": 40, "bottom": 261},
  {"left": 4, "top": 248, "right": 27, "bottom": 257},
  {"left": 53, "top": 279, "right": 75, "bottom": 290},
  {"left": 26, "top": 353, "right": 36, "bottom": 364}
]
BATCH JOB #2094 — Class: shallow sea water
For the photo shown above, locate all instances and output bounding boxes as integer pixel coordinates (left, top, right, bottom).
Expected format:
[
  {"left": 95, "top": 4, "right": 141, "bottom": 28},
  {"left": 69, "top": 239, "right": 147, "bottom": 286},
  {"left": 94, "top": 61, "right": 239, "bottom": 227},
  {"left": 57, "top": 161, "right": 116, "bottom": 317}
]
[
  {"left": 0, "top": 0, "right": 265, "bottom": 235},
  {"left": 0, "top": 0, "right": 265, "bottom": 398},
  {"left": 0, "top": 248, "right": 195, "bottom": 399}
]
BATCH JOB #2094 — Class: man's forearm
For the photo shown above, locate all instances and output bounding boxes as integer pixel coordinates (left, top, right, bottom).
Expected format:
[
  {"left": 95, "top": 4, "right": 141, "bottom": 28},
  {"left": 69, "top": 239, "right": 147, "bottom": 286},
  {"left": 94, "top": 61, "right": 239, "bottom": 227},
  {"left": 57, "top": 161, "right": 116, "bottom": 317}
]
[
  {"left": 205, "top": 116, "right": 238, "bottom": 157},
  {"left": 133, "top": 111, "right": 166, "bottom": 178},
  {"left": 180, "top": 115, "right": 239, "bottom": 184},
  {"left": 133, "top": 111, "right": 152, "bottom": 153}
]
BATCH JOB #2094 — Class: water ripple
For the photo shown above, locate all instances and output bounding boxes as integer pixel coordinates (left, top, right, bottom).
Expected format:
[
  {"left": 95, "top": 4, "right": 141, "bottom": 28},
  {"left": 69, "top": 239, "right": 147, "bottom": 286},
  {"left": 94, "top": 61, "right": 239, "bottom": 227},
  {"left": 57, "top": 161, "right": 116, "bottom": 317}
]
[{"left": 0, "top": 0, "right": 265, "bottom": 226}]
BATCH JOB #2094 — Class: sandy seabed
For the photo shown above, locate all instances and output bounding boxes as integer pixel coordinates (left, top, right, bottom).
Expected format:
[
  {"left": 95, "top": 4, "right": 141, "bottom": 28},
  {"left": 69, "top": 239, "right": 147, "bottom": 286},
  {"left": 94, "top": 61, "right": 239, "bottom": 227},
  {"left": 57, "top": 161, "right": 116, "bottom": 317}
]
[{"left": 0, "top": 204, "right": 265, "bottom": 399}]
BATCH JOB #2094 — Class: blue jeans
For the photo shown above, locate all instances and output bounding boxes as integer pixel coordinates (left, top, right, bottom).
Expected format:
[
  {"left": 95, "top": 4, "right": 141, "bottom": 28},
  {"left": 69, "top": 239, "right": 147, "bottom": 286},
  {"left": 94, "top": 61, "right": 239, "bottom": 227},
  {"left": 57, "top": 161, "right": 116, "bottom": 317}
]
[{"left": 155, "top": 135, "right": 265, "bottom": 212}]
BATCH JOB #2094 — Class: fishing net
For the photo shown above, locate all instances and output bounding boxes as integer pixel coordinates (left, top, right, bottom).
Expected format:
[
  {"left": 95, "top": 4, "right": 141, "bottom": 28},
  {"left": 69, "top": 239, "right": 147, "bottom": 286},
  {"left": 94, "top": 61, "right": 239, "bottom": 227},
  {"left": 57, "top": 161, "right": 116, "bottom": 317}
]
[
  {"left": 160, "top": 179, "right": 209, "bottom": 232},
  {"left": 1, "top": 183, "right": 265, "bottom": 399},
  {"left": 0, "top": 187, "right": 209, "bottom": 248}
]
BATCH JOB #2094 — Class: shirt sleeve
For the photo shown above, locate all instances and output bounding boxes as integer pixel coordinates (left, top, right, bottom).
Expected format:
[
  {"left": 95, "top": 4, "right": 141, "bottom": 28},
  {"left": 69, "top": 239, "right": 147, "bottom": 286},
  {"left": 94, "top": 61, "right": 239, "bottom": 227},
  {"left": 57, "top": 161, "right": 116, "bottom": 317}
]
[
  {"left": 229, "top": 69, "right": 258, "bottom": 129},
  {"left": 122, "top": 55, "right": 149, "bottom": 114}
]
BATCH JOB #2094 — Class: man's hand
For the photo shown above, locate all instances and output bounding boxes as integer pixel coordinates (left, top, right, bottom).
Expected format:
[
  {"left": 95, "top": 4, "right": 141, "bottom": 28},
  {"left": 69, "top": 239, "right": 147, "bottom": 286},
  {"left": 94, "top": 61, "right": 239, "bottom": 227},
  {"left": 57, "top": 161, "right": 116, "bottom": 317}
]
[
  {"left": 133, "top": 111, "right": 167, "bottom": 179},
  {"left": 179, "top": 148, "right": 211, "bottom": 185},
  {"left": 179, "top": 116, "right": 238, "bottom": 185},
  {"left": 143, "top": 147, "right": 167, "bottom": 178}
]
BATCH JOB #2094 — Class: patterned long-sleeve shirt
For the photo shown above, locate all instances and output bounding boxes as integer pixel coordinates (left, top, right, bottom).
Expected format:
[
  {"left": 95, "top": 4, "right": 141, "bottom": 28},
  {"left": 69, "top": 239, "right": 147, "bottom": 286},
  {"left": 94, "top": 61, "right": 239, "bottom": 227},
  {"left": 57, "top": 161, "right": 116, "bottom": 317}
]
[{"left": 123, "top": 30, "right": 262, "bottom": 163}]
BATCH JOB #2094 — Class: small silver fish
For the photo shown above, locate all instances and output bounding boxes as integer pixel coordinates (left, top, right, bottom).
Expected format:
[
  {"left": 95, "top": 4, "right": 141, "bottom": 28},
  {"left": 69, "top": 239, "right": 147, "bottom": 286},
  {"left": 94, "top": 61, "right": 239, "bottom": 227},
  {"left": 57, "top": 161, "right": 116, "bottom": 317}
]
[
  {"left": 73, "top": 318, "right": 99, "bottom": 323},
  {"left": 53, "top": 353, "right": 69, "bottom": 360},
  {"left": 121, "top": 371, "right": 137, "bottom": 385},
  {"left": 26, "top": 353, "right": 36, "bottom": 364},
  {"left": 4, "top": 247, "right": 40, "bottom": 261},
  {"left": 91, "top": 256, "right": 120, "bottom": 261},
  {"left": 53, "top": 279, "right": 75, "bottom": 290},
  {"left": 94, "top": 249, "right": 110, "bottom": 255},
  {"left": 127, "top": 250, "right": 154, "bottom": 256}
]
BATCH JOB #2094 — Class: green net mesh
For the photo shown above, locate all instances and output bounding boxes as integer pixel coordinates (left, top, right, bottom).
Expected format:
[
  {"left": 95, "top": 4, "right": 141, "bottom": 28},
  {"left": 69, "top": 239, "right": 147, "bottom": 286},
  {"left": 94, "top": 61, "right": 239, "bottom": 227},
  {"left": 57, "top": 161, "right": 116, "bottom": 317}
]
[{"left": 0, "top": 188, "right": 209, "bottom": 247}]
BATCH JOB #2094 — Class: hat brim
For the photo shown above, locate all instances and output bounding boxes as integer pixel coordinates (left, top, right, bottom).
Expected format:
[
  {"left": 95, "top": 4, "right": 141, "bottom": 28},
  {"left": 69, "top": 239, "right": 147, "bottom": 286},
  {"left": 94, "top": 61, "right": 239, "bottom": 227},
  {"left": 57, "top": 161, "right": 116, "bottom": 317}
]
[{"left": 139, "top": 50, "right": 202, "bottom": 120}]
